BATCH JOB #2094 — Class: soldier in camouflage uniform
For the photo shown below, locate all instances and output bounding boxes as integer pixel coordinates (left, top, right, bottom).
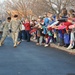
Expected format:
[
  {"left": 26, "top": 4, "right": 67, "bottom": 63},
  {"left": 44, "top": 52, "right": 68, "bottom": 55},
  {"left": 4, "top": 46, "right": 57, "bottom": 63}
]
[
  {"left": 0, "top": 17, "right": 11, "bottom": 46},
  {"left": 11, "top": 15, "right": 21, "bottom": 47}
]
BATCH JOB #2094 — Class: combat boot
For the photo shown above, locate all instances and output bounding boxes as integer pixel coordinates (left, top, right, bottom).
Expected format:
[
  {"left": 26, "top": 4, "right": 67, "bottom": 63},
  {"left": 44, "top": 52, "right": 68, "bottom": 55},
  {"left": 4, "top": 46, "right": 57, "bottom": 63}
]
[{"left": 14, "top": 43, "right": 17, "bottom": 48}]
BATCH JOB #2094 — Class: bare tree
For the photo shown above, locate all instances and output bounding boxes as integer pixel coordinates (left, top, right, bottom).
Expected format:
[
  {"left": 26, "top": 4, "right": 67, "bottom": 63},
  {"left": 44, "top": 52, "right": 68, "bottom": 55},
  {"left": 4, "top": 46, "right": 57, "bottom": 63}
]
[
  {"left": 3, "top": 0, "right": 75, "bottom": 18},
  {"left": 4, "top": 0, "right": 29, "bottom": 18},
  {"left": 46, "top": 0, "right": 75, "bottom": 13}
]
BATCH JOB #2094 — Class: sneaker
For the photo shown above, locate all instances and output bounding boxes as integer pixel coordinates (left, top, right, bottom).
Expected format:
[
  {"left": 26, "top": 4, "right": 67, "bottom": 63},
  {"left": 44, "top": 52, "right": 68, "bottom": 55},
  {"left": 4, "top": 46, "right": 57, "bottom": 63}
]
[
  {"left": 36, "top": 43, "right": 40, "bottom": 45},
  {"left": 44, "top": 44, "right": 48, "bottom": 47},
  {"left": 22, "top": 40, "right": 25, "bottom": 41},
  {"left": 33, "top": 37, "right": 36, "bottom": 40},
  {"left": 67, "top": 45, "right": 73, "bottom": 50},
  {"left": 64, "top": 44, "right": 69, "bottom": 47}
]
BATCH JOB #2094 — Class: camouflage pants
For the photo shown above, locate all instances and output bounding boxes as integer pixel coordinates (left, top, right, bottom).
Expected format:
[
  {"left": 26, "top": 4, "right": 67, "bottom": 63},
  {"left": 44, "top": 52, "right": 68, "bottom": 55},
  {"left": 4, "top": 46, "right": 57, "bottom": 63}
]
[
  {"left": 12, "top": 32, "right": 19, "bottom": 45},
  {"left": 0, "top": 31, "right": 9, "bottom": 43}
]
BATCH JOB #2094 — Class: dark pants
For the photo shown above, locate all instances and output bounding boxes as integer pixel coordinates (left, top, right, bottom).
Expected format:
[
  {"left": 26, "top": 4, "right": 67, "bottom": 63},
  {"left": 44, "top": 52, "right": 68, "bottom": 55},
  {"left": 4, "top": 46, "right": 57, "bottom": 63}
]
[
  {"left": 59, "top": 38, "right": 64, "bottom": 46},
  {"left": 26, "top": 30, "right": 30, "bottom": 42},
  {"left": 18, "top": 30, "right": 26, "bottom": 41},
  {"left": 37, "top": 37, "right": 40, "bottom": 43},
  {"left": 46, "top": 36, "right": 53, "bottom": 44}
]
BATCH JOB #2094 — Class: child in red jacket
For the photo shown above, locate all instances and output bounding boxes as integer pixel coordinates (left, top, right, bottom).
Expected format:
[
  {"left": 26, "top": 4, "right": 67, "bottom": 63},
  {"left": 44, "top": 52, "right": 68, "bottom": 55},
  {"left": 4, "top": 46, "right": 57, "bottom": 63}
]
[{"left": 23, "top": 18, "right": 31, "bottom": 42}]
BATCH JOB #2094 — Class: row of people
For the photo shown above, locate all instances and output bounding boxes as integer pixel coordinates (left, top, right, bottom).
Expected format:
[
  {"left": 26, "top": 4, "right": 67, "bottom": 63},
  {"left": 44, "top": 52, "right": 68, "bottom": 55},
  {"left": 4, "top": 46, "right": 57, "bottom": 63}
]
[
  {"left": 0, "top": 8, "right": 75, "bottom": 50},
  {"left": 30, "top": 8, "right": 75, "bottom": 50}
]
